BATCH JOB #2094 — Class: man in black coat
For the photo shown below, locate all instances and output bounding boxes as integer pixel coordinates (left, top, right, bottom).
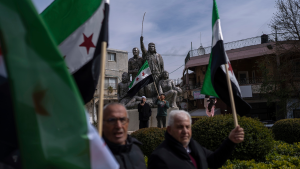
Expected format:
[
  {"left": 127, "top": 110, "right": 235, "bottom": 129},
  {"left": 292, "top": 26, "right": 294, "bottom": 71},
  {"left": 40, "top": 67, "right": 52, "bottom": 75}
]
[
  {"left": 102, "top": 103, "right": 146, "bottom": 169},
  {"left": 138, "top": 96, "right": 152, "bottom": 129},
  {"left": 148, "top": 110, "right": 245, "bottom": 169}
]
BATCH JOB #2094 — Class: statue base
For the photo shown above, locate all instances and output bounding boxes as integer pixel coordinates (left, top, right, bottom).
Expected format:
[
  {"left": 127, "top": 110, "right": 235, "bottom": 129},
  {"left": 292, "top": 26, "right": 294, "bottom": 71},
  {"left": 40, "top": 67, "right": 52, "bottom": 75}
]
[{"left": 127, "top": 107, "right": 179, "bottom": 132}]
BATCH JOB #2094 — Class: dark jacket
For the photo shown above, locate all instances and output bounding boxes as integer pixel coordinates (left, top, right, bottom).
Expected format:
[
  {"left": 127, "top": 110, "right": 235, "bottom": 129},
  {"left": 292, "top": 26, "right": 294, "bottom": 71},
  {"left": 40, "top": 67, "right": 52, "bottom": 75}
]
[
  {"left": 103, "top": 135, "right": 146, "bottom": 169},
  {"left": 148, "top": 132, "right": 236, "bottom": 169},
  {"left": 138, "top": 102, "right": 152, "bottom": 121},
  {"left": 155, "top": 99, "right": 169, "bottom": 117}
]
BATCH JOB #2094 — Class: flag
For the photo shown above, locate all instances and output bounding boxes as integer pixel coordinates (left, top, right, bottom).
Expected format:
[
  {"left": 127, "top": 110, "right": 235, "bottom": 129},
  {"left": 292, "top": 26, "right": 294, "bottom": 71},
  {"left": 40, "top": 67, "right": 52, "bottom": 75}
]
[
  {"left": 201, "top": 0, "right": 251, "bottom": 115},
  {"left": 41, "top": 0, "right": 109, "bottom": 104},
  {"left": 127, "top": 61, "right": 154, "bottom": 97},
  {"left": 0, "top": 46, "right": 18, "bottom": 161},
  {"left": 0, "top": 0, "right": 118, "bottom": 168}
]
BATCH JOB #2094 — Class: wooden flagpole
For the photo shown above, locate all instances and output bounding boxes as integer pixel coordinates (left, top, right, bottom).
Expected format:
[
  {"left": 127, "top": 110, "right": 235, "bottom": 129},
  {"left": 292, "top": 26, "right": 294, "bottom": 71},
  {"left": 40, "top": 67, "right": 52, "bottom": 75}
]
[
  {"left": 98, "top": 42, "right": 107, "bottom": 136},
  {"left": 225, "top": 64, "right": 238, "bottom": 127}
]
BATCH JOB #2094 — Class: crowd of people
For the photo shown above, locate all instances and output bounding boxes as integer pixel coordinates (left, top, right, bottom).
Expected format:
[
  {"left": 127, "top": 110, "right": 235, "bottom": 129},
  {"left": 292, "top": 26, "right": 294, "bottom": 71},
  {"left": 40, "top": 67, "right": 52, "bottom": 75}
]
[{"left": 103, "top": 102, "right": 245, "bottom": 169}]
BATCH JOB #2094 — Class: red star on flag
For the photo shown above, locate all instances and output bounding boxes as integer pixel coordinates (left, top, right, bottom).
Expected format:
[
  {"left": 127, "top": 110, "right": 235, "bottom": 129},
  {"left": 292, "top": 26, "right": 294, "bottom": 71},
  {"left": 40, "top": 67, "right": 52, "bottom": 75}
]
[
  {"left": 79, "top": 33, "right": 95, "bottom": 54},
  {"left": 228, "top": 62, "right": 233, "bottom": 74},
  {"left": 136, "top": 77, "right": 139, "bottom": 81},
  {"left": 142, "top": 72, "right": 145, "bottom": 76}
]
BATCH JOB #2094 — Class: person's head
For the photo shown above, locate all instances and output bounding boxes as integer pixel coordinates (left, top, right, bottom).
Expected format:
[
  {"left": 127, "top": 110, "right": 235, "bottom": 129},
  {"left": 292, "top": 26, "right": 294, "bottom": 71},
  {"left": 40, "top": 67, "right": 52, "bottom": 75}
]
[
  {"left": 132, "top": 47, "right": 139, "bottom": 56},
  {"left": 162, "top": 71, "right": 169, "bottom": 80},
  {"left": 160, "top": 94, "right": 166, "bottom": 100},
  {"left": 122, "top": 72, "right": 129, "bottom": 83},
  {"left": 148, "top": 42, "right": 156, "bottom": 53},
  {"left": 102, "top": 103, "right": 129, "bottom": 145},
  {"left": 208, "top": 98, "right": 216, "bottom": 112},
  {"left": 142, "top": 96, "right": 146, "bottom": 103},
  {"left": 167, "top": 110, "right": 192, "bottom": 148}
]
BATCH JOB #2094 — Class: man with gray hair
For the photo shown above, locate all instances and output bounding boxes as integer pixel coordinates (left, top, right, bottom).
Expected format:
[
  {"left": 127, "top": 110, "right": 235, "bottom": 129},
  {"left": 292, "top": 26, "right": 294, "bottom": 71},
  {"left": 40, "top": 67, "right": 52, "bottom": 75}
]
[
  {"left": 148, "top": 110, "right": 245, "bottom": 169},
  {"left": 102, "top": 103, "right": 146, "bottom": 169}
]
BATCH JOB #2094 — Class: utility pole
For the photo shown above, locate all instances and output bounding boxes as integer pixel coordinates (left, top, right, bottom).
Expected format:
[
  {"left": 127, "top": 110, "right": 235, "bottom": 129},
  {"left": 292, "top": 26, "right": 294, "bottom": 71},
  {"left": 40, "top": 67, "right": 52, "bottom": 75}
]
[{"left": 275, "top": 26, "right": 280, "bottom": 66}]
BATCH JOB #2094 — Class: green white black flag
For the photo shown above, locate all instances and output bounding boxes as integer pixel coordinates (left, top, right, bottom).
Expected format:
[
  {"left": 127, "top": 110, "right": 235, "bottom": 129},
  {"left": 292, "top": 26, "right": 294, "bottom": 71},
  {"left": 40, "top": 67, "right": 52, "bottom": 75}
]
[
  {"left": 0, "top": 0, "right": 118, "bottom": 168},
  {"left": 127, "top": 61, "right": 154, "bottom": 97},
  {"left": 201, "top": 0, "right": 251, "bottom": 115}
]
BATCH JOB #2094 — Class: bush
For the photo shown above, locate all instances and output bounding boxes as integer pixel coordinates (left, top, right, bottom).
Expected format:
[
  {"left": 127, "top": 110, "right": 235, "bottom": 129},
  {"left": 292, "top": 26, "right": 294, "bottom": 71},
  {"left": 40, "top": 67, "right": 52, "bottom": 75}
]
[
  {"left": 131, "top": 127, "right": 166, "bottom": 157},
  {"left": 270, "top": 141, "right": 300, "bottom": 157},
  {"left": 221, "top": 141, "right": 300, "bottom": 169},
  {"left": 192, "top": 114, "right": 274, "bottom": 161},
  {"left": 272, "top": 118, "right": 300, "bottom": 144}
]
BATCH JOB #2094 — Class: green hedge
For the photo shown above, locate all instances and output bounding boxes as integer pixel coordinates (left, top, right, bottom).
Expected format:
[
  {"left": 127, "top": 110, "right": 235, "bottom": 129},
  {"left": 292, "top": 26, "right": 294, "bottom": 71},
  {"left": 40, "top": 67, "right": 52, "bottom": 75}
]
[
  {"left": 192, "top": 114, "right": 274, "bottom": 161},
  {"left": 221, "top": 141, "right": 300, "bottom": 168},
  {"left": 131, "top": 127, "right": 166, "bottom": 157},
  {"left": 272, "top": 118, "right": 300, "bottom": 144}
]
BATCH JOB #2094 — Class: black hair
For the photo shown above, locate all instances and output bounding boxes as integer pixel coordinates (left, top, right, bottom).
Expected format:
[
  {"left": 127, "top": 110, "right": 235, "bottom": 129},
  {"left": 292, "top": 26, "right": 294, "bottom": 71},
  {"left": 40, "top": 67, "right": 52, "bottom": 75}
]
[{"left": 207, "top": 98, "right": 216, "bottom": 112}]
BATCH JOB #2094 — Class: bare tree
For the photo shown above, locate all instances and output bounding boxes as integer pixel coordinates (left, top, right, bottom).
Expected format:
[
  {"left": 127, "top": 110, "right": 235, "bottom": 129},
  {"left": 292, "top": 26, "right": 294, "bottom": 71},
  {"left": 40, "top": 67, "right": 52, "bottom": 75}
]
[{"left": 258, "top": 0, "right": 300, "bottom": 119}]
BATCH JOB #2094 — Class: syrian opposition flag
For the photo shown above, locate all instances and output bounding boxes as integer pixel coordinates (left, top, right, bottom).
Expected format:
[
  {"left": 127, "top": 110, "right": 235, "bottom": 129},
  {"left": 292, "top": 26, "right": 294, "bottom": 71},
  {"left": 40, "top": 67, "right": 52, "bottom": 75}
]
[
  {"left": 0, "top": 47, "right": 19, "bottom": 161},
  {"left": 0, "top": 0, "right": 118, "bottom": 168},
  {"left": 127, "top": 61, "right": 154, "bottom": 97},
  {"left": 41, "top": 0, "right": 109, "bottom": 104},
  {"left": 201, "top": 0, "right": 251, "bottom": 116}
]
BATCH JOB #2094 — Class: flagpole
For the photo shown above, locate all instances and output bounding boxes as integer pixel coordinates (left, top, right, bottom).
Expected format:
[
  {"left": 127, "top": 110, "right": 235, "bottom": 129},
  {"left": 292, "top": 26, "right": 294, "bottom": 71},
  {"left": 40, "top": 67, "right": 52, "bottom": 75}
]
[
  {"left": 225, "top": 64, "right": 238, "bottom": 127},
  {"left": 98, "top": 42, "right": 107, "bottom": 136}
]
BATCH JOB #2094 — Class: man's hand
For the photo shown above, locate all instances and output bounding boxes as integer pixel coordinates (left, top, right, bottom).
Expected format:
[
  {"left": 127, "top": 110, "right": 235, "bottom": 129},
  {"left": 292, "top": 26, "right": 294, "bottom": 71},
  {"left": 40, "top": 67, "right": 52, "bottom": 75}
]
[
  {"left": 140, "top": 36, "right": 143, "bottom": 42},
  {"left": 157, "top": 96, "right": 161, "bottom": 100},
  {"left": 228, "top": 125, "right": 244, "bottom": 143}
]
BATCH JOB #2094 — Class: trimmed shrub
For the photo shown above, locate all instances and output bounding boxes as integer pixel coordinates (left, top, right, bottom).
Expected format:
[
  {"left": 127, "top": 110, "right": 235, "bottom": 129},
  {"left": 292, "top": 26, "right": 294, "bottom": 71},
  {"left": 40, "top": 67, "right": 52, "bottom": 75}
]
[
  {"left": 192, "top": 114, "right": 274, "bottom": 161},
  {"left": 221, "top": 141, "right": 300, "bottom": 168},
  {"left": 272, "top": 118, "right": 300, "bottom": 144},
  {"left": 131, "top": 127, "right": 166, "bottom": 157}
]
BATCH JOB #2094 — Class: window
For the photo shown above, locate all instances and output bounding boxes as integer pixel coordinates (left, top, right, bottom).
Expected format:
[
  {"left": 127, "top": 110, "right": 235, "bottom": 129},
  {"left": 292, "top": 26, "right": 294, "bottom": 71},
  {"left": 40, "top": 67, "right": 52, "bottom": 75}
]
[
  {"left": 294, "top": 109, "right": 300, "bottom": 118},
  {"left": 108, "top": 53, "right": 116, "bottom": 61},
  {"left": 294, "top": 59, "right": 300, "bottom": 77},
  {"left": 252, "top": 71, "right": 256, "bottom": 83},
  {"left": 105, "top": 77, "right": 117, "bottom": 89},
  {"left": 238, "top": 71, "right": 249, "bottom": 84}
]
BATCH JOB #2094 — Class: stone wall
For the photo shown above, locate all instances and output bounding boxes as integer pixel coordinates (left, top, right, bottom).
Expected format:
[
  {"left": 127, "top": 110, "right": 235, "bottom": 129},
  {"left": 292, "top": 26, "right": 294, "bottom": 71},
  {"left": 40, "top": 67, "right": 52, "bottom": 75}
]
[{"left": 127, "top": 108, "right": 179, "bottom": 131}]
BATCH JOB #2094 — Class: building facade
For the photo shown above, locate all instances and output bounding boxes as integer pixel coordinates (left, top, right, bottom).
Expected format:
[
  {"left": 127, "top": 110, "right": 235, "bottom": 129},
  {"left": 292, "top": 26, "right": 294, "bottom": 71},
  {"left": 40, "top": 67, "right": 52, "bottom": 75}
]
[
  {"left": 182, "top": 34, "right": 279, "bottom": 121},
  {"left": 85, "top": 48, "right": 128, "bottom": 123}
]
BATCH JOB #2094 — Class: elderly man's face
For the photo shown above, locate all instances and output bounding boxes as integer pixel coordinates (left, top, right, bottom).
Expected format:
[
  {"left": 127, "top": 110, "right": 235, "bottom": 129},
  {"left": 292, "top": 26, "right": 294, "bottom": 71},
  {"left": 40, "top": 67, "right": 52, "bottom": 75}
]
[
  {"left": 142, "top": 97, "right": 146, "bottom": 103},
  {"left": 103, "top": 104, "right": 129, "bottom": 145},
  {"left": 167, "top": 114, "right": 192, "bottom": 148},
  {"left": 133, "top": 48, "right": 139, "bottom": 55},
  {"left": 149, "top": 44, "right": 155, "bottom": 52}
]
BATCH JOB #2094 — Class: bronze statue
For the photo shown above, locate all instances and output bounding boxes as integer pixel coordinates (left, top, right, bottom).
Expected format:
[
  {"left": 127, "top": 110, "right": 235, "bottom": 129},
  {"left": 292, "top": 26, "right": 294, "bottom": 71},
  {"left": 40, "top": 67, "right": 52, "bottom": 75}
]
[
  {"left": 118, "top": 72, "right": 150, "bottom": 109},
  {"left": 158, "top": 71, "right": 182, "bottom": 108},
  {"left": 117, "top": 72, "right": 132, "bottom": 105},
  {"left": 128, "top": 47, "right": 144, "bottom": 79},
  {"left": 140, "top": 36, "right": 164, "bottom": 98},
  {"left": 128, "top": 47, "right": 145, "bottom": 96}
]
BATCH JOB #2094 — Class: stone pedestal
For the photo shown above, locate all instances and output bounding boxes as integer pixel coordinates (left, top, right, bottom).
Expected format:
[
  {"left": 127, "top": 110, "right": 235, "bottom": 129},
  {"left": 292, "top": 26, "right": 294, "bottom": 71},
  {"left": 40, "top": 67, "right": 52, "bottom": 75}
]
[{"left": 127, "top": 107, "right": 179, "bottom": 132}]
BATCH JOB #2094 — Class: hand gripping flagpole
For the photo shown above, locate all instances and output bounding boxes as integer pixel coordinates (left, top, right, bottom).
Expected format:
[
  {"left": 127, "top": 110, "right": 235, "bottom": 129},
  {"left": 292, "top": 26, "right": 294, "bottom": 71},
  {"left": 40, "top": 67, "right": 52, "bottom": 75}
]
[
  {"left": 225, "top": 64, "right": 238, "bottom": 127},
  {"left": 98, "top": 42, "right": 107, "bottom": 136}
]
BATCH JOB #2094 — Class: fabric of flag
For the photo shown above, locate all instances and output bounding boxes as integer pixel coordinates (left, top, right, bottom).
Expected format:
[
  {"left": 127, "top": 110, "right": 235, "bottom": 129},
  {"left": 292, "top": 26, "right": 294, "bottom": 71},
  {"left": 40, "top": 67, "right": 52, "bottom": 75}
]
[
  {"left": 127, "top": 61, "right": 154, "bottom": 97},
  {"left": 0, "top": 46, "right": 18, "bottom": 161},
  {"left": 41, "top": 0, "right": 109, "bottom": 104},
  {"left": 0, "top": 0, "right": 118, "bottom": 168},
  {"left": 201, "top": 0, "right": 251, "bottom": 116}
]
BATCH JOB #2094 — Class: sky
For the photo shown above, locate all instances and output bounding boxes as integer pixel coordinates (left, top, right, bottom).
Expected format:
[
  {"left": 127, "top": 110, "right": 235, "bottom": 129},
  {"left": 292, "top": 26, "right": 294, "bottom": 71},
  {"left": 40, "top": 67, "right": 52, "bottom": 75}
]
[{"left": 32, "top": 0, "right": 277, "bottom": 80}]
